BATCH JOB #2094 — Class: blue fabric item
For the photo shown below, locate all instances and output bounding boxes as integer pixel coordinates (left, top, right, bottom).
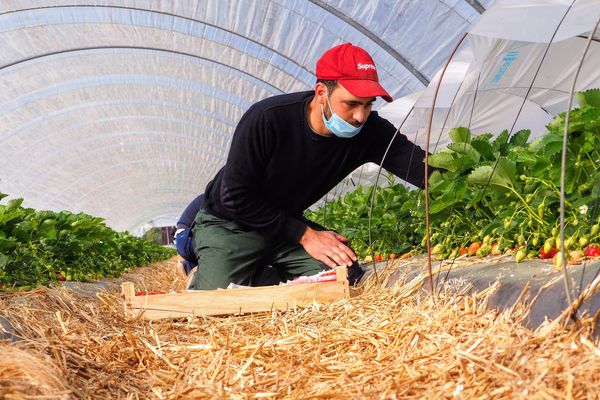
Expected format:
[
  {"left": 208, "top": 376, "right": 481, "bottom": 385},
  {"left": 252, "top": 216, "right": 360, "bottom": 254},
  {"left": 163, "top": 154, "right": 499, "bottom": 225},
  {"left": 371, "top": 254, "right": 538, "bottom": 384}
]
[
  {"left": 180, "top": 259, "right": 197, "bottom": 275},
  {"left": 321, "top": 91, "right": 364, "bottom": 138},
  {"left": 175, "top": 228, "right": 198, "bottom": 263},
  {"left": 177, "top": 194, "right": 205, "bottom": 229}
]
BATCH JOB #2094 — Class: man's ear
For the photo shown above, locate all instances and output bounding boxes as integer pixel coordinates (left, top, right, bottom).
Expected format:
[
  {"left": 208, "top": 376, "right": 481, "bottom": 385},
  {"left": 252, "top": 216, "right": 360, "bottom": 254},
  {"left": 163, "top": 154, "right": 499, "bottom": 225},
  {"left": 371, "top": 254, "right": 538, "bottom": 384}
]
[{"left": 315, "top": 83, "right": 327, "bottom": 104}]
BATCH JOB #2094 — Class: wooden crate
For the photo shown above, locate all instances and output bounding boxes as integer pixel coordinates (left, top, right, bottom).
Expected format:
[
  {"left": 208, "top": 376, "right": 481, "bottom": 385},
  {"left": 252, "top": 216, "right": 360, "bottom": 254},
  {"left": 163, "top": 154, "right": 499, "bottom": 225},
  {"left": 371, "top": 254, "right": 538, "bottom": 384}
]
[{"left": 121, "top": 267, "right": 349, "bottom": 320}]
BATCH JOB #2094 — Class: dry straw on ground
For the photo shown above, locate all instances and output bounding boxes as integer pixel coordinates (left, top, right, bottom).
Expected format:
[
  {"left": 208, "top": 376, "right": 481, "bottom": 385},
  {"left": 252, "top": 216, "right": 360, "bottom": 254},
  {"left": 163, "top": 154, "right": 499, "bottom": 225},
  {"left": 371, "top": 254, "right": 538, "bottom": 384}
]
[{"left": 1, "top": 257, "right": 599, "bottom": 399}]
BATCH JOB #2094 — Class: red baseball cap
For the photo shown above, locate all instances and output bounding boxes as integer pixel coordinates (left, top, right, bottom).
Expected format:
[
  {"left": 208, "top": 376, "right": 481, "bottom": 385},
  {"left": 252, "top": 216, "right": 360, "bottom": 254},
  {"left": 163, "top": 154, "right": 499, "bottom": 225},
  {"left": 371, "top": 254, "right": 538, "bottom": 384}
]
[{"left": 316, "top": 43, "right": 393, "bottom": 102}]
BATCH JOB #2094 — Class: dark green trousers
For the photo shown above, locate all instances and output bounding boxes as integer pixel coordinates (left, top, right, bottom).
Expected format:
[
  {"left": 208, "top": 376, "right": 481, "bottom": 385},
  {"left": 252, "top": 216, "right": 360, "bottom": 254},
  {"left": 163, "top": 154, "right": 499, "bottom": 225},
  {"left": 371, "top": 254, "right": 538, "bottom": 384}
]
[{"left": 190, "top": 209, "right": 325, "bottom": 290}]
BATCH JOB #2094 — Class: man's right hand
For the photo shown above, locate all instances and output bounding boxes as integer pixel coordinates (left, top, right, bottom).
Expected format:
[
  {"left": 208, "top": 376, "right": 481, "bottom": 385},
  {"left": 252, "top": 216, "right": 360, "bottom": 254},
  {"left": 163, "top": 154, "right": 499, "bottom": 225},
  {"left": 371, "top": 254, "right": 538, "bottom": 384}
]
[{"left": 299, "top": 226, "right": 357, "bottom": 268}]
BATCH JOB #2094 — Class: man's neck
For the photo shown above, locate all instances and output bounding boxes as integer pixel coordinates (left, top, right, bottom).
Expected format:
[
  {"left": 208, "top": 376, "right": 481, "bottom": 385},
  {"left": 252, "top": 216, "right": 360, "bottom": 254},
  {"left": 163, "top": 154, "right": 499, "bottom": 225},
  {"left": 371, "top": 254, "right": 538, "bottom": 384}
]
[{"left": 307, "top": 96, "right": 331, "bottom": 137}]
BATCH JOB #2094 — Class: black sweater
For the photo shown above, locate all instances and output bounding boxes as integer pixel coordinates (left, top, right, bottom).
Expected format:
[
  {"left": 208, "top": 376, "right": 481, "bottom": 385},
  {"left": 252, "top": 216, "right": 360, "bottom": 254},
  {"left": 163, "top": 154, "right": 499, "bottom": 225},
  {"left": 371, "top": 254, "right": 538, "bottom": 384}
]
[{"left": 204, "top": 91, "right": 428, "bottom": 243}]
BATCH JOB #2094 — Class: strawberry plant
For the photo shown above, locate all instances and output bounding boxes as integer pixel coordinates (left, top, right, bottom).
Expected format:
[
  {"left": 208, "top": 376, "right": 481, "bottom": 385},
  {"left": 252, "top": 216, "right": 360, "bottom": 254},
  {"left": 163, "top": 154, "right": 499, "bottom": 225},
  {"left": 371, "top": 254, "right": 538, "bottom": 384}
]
[
  {"left": 306, "top": 88, "right": 600, "bottom": 261},
  {"left": 0, "top": 192, "right": 176, "bottom": 289}
]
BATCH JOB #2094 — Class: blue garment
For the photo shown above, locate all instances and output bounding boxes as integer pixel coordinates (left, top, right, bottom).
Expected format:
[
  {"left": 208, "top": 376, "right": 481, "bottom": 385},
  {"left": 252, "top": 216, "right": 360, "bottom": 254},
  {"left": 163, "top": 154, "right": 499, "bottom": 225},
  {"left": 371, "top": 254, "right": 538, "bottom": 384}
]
[
  {"left": 177, "top": 194, "right": 205, "bottom": 229},
  {"left": 175, "top": 228, "right": 197, "bottom": 263},
  {"left": 175, "top": 194, "right": 205, "bottom": 269},
  {"left": 180, "top": 259, "right": 197, "bottom": 275},
  {"left": 321, "top": 90, "right": 364, "bottom": 138}
]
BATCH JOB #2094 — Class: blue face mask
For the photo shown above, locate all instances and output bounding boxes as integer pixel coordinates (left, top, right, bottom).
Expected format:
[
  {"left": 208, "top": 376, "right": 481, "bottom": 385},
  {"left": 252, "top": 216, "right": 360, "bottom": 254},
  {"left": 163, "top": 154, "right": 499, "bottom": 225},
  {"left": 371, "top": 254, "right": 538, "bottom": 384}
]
[{"left": 321, "top": 91, "right": 364, "bottom": 138}]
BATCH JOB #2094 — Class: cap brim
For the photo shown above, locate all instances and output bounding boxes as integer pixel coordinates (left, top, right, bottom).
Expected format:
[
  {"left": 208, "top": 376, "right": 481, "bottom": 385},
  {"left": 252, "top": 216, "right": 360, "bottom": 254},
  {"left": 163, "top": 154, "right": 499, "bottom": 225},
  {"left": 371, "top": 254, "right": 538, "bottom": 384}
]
[{"left": 339, "top": 79, "right": 393, "bottom": 102}]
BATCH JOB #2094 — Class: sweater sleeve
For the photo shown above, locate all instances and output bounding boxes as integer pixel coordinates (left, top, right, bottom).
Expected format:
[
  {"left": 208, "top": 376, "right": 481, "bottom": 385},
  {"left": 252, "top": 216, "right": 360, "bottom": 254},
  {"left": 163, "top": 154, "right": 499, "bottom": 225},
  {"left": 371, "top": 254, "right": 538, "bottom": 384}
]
[
  {"left": 216, "top": 105, "right": 307, "bottom": 242},
  {"left": 367, "top": 114, "right": 429, "bottom": 189}
]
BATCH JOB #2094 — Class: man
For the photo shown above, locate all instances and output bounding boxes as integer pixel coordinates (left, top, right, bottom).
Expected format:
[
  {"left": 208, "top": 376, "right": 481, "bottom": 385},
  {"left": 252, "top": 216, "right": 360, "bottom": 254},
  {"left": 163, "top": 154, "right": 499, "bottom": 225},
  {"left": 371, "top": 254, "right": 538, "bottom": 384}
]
[
  {"left": 176, "top": 193, "right": 283, "bottom": 284},
  {"left": 174, "top": 194, "right": 204, "bottom": 276},
  {"left": 191, "top": 43, "right": 429, "bottom": 290}
]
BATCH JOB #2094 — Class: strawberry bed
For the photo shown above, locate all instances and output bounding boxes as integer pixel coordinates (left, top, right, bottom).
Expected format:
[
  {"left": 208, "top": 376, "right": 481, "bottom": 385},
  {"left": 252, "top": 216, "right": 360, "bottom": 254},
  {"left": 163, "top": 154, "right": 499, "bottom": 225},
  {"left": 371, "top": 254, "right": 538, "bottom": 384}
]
[{"left": 306, "top": 89, "right": 600, "bottom": 270}]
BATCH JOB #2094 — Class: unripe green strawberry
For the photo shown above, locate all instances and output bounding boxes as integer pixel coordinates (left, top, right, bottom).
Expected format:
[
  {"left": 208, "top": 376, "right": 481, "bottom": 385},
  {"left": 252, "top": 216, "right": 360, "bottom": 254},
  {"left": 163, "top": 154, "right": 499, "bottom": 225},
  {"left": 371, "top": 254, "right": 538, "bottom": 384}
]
[
  {"left": 515, "top": 249, "right": 527, "bottom": 263},
  {"left": 448, "top": 249, "right": 458, "bottom": 259},
  {"left": 526, "top": 194, "right": 534, "bottom": 203},
  {"left": 544, "top": 238, "right": 555, "bottom": 254},
  {"left": 553, "top": 251, "right": 564, "bottom": 269},
  {"left": 476, "top": 243, "right": 491, "bottom": 257},
  {"left": 431, "top": 243, "right": 444, "bottom": 255},
  {"left": 556, "top": 237, "right": 563, "bottom": 251}
]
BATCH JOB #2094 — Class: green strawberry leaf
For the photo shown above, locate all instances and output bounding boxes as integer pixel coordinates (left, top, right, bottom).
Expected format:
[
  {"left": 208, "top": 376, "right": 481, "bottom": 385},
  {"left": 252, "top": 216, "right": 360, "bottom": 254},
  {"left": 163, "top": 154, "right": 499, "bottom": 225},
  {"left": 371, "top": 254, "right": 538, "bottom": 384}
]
[
  {"left": 428, "top": 151, "right": 458, "bottom": 172},
  {"left": 448, "top": 127, "right": 471, "bottom": 144},
  {"left": 448, "top": 142, "right": 481, "bottom": 164},
  {"left": 509, "top": 129, "right": 531, "bottom": 147},
  {"left": 471, "top": 137, "right": 494, "bottom": 160},
  {"left": 575, "top": 88, "right": 600, "bottom": 108}
]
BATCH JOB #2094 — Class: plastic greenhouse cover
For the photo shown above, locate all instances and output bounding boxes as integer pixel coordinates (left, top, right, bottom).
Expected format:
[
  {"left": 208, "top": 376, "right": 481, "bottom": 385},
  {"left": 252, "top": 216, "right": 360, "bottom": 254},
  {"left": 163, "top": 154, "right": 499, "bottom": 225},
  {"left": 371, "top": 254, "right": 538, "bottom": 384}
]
[
  {"left": 0, "top": 0, "right": 483, "bottom": 233},
  {"left": 6, "top": 0, "right": 597, "bottom": 233},
  {"left": 379, "top": 0, "right": 600, "bottom": 151}
]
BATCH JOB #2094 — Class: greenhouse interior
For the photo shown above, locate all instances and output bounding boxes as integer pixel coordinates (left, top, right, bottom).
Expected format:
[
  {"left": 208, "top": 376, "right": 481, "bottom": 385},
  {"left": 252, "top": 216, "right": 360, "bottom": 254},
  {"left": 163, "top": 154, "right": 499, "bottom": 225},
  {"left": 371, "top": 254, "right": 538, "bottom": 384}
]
[{"left": 1, "top": 0, "right": 600, "bottom": 398}]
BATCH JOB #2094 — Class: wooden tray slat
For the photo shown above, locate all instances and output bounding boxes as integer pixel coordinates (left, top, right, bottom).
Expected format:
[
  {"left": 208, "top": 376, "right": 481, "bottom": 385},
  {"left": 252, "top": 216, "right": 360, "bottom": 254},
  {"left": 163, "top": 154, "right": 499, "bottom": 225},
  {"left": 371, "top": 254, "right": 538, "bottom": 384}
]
[{"left": 122, "top": 267, "right": 349, "bottom": 320}]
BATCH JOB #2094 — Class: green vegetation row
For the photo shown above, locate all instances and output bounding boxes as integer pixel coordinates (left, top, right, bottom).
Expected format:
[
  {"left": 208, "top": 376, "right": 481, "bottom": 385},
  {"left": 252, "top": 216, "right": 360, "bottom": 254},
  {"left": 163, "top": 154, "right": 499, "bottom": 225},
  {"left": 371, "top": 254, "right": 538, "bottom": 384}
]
[
  {"left": 306, "top": 89, "right": 600, "bottom": 265},
  {"left": 0, "top": 193, "right": 176, "bottom": 290}
]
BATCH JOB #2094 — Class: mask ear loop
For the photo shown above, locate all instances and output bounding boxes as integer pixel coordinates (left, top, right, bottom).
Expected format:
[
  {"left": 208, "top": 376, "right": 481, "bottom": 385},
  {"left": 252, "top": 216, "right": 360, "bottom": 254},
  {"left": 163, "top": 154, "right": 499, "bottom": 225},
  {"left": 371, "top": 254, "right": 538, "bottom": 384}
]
[{"left": 322, "top": 88, "right": 334, "bottom": 120}]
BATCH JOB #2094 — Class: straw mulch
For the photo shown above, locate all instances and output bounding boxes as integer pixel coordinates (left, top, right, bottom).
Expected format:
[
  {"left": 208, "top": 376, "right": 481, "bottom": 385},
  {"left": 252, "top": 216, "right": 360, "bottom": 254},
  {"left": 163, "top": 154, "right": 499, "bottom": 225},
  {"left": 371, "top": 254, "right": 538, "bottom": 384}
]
[{"left": 1, "top": 257, "right": 599, "bottom": 399}]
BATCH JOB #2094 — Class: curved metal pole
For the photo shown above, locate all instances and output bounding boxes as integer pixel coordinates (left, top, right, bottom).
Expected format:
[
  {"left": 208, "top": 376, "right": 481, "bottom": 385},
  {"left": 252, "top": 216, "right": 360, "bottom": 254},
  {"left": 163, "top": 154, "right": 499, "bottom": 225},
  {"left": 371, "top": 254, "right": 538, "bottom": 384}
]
[
  {"left": 0, "top": 4, "right": 313, "bottom": 76},
  {"left": 432, "top": 75, "right": 467, "bottom": 153},
  {"left": 367, "top": 105, "right": 416, "bottom": 286},
  {"left": 309, "top": 0, "right": 430, "bottom": 85},
  {"left": 559, "top": 15, "right": 600, "bottom": 314},
  {"left": 437, "top": 72, "right": 482, "bottom": 292},
  {"left": 423, "top": 32, "right": 468, "bottom": 294},
  {"left": 0, "top": 46, "right": 285, "bottom": 94},
  {"left": 478, "top": 1, "right": 576, "bottom": 204}
]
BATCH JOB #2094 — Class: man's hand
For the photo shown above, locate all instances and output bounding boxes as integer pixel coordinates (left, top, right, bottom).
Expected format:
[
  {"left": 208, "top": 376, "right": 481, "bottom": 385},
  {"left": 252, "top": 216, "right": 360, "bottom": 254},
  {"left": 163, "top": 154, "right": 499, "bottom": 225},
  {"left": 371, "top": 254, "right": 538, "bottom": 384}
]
[{"left": 299, "top": 226, "right": 357, "bottom": 268}]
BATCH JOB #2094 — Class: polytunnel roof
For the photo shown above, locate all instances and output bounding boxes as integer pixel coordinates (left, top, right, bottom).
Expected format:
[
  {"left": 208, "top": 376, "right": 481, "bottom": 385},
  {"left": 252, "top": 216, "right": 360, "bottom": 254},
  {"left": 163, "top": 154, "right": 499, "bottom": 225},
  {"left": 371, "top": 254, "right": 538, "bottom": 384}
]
[
  {"left": 379, "top": 0, "right": 600, "bottom": 153},
  {"left": 0, "top": 0, "right": 491, "bottom": 233}
]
